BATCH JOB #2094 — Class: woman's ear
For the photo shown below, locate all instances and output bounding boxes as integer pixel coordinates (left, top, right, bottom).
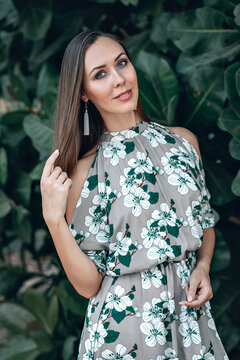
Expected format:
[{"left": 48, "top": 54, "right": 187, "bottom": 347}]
[{"left": 81, "top": 93, "right": 88, "bottom": 102}]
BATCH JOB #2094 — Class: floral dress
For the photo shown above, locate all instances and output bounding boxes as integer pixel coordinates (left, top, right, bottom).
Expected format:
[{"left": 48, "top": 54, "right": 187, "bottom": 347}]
[{"left": 69, "top": 120, "right": 228, "bottom": 360}]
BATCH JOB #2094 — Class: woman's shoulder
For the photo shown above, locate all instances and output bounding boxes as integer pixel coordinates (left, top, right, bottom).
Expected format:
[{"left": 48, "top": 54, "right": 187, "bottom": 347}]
[
  {"left": 162, "top": 125, "right": 202, "bottom": 162},
  {"left": 65, "top": 144, "right": 99, "bottom": 226}
]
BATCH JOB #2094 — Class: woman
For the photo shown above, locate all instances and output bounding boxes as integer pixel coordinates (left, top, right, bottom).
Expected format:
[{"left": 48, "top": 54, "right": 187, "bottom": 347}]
[{"left": 40, "top": 30, "right": 228, "bottom": 359}]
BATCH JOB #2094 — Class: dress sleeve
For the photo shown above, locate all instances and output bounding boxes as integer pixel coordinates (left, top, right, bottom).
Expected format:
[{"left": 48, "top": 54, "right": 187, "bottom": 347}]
[
  {"left": 197, "top": 158, "right": 216, "bottom": 229},
  {"left": 68, "top": 172, "right": 111, "bottom": 277}
]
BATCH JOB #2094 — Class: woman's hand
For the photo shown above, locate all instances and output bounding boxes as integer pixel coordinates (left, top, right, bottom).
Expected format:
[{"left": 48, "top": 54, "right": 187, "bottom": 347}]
[
  {"left": 179, "top": 265, "right": 213, "bottom": 308},
  {"left": 40, "top": 150, "right": 72, "bottom": 226}
]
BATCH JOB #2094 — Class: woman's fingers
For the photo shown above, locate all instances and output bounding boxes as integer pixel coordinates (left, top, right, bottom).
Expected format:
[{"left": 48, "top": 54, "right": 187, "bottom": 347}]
[{"left": 41, "top": 149, "right": 59, "bottom": 179}]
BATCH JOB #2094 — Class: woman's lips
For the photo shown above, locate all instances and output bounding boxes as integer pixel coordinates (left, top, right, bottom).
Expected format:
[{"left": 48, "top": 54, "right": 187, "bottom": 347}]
[{"left": 114, "top": 89, "right": 132, "bottom": 101}]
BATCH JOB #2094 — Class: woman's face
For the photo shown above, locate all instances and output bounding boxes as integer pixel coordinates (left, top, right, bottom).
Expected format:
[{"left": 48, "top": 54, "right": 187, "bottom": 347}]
[{"left": 81, "top": 37, "right": 139, "bottom": 118}]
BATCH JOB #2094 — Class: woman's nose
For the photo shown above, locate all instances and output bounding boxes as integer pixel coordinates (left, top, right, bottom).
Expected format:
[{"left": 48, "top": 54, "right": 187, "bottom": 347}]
[{"left": 112, "top": 69, "right": 125, "bottom": 88}]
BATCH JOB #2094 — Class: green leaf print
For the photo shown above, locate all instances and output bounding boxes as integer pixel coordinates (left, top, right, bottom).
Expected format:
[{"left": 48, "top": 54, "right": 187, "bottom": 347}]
[
  {"left": 142, "top": 184, "right": 148, "bottom": 192},
  {"left": 144, "top": 171, "right": 156, "bottom": 185},
  {"left": 171, "top": 245, "right": 181, "bottom": 257},
  {"left": 148, "top": 192, "right": 159, "bottom": 204},
  {"left": 166, "top": 329, "right": 172, "bottom": 342},
  {"left": 112, "top": 308, "right": 125, "bottom": 324},
  {"left": 87, "top": 175, "right": 98, "bottom": 191},
  {"left": 167, "top": 224, "right": 179, "bottom": 238},
  {"left": 164, "top": 134, "right": 176, "bottom": 143},
  {"left": 161, "top": 274, "right": 167, "bottom": 285},
  {"left": 126, "top": 306, "right": 135, "bottom": 313},
  {"left": 104, "top": 330, "right": 120, "bottom": 343},
  {"left": 103, "top": 321, "right": 110, "bottom": 329},
  {"left": 118, "top": 252, "right": 131, "bottom": 267},
  {"left": 125, "top": 141, "right": 135, "bottom": 154}
]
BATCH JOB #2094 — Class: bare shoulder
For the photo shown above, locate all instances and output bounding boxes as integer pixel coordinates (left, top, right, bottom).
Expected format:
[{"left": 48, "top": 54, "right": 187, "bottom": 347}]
[
  {"left": 65, "top": 144, "right": 98, "bottom": 226},
  {"left": 165, "top": 126, "right": 202, "bottom": 161}
]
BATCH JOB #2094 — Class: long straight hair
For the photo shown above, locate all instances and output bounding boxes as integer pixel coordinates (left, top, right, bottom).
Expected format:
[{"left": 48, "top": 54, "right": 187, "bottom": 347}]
[{"left": 53, "top": 30, "right": 149, "bottom": 176}]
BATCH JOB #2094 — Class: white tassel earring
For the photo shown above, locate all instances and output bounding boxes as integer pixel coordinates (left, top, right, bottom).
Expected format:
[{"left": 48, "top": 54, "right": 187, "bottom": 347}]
[{"left": 84, "top": 101, "right": 90, "bottom": 136}]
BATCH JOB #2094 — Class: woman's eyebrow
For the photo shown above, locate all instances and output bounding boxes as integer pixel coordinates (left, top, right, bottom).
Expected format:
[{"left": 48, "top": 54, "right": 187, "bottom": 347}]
[{"left": 88, "top": 52, "right": 126, "bottom": 76}]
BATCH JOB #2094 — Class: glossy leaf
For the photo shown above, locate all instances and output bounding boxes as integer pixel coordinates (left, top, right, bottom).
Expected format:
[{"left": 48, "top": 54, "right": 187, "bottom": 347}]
[
  {"left": 0, "top": 147, "right": 8, "bottom": 186},
  {"left": 0, "top": 335, "right": 39, "bottom": 360},
  {"left": 47, "top": 294, "right": 59, "bottom": 334},
  {"left": 13, "top": 205, "right": 32, "bottom": 243},
  {"left": 229, "top": 138, "right": 240, "bottom": 160},
  {"left": 0, "top": 302, "right": 36, "bottom": 333},
  {"left": 0, "top": 189, "right": 11, "bottom": 218},
  {"left": 13, "top": 0, "right": 52, "bottom": 40},
  {"left": 14, "top": 171, "right": 32, "bottom": 207},
  {"left": 234, "top": 4, "right": 240, "bottom": 26},
  {"left": 231, "top": 170, "right": 240, "bottom": 196},
  {"left": 224, "top": 62, "right": 240, "bottom": 118},
  {"left": 23, "top": 114, "right": 54, "bottom": 160},
  {"left": 211, "top": 228, "right": 231, "bottom": 272},
  {"left": 218, "top": 107, "right": 240, "bottom": 143},
  {"left": 168, "top": 7, "right": 239, "bottom": 55},
  {"left": 62, "top": 336, "right": 77, "bottom": 360},
  {"left": 9, "top": 74, "right": 31, "bottom": 106}
]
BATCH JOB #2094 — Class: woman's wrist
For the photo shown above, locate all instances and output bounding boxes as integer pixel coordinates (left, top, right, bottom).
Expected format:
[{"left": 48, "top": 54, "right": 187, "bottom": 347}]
[{"left": 196, "top": 256, "right": 211, "bottom": 273}]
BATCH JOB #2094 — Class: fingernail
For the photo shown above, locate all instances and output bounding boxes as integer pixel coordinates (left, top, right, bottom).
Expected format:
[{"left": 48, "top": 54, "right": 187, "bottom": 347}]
[
  {"left": 54, "top": 149, "right": 59, "bottom": 154},
  {"left": 187, "top": 295, "right": 193, "bottom": 302}
]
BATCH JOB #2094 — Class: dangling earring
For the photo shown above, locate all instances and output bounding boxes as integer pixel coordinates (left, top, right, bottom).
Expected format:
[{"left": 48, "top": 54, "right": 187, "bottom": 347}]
[{"left": 84, "top": 101, "right": 90, "bottom": 136}]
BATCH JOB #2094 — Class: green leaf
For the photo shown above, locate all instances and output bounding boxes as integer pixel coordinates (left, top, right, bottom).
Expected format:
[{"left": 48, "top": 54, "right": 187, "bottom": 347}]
[
  {"left": 168, "top": 7, "right": 239, "bottom": 55},
  {"left": 211, "top": 228, "right": 231, "bottom": 272},
  {"left": 0, "top": 302, "right": 36, "bottom": 333},
  {"left": 171, "top": 244, "right": 181, "bottom": 257},
  {"left": 229, "top": 138, "right": 240, "bottom": 160},
  {"left": 47, "top": 294, "right": 58, "bottom": 334},
  {"left": 62, "top": 336, "right": 77, "bottom": 360},
  {"left": 125, "top": 141, "right": 135, "bottom": 154},
  {"left": 0, "top": 147, "right": 8, "bottom": 186},
  {"left": 151, "top": 12, "right": 172, "bottom": 53},
  {"left": 224, "top": 62, "right": 240, "bottom": 118},
  {"left": 14, "top": 170, "right": 32, "bottom": 206},
  {"left": 0, "top": 110, "right": 28, "bottom": 147},
  {"left": 236, "top": 67, "right": 240, "bottom": 97},
  {"left": 104, "top": 330, "right": 120, "bottom": 343},
  {"left": 9, "top": 73, "right": 31, "bottom": 106},
  {"left": 111, "top": 308, "right": 125, "bottom": 323},
  {"left": 23, "top": 288, "right": 51, "bottom": 335},
  {"left": 144, "top": 172, "right": 156, "bottom": 185},
  {"left": 88, "top": 175, "right": 98, "bottom": 190},
  {"left": 231, "top": 169, "right": 240, "bottom": 196},
  {"left": 218, "top": 107, "right": 240, "bottom": 142},
  {"left": 56, "top": 279, "right": 88, "bottom": 317},
  {"left": 30, "top": 160, "right": 45, "bottom": 181},
  {"left": 13, "top": 0, "right": 52, "bottom": 40},
  {"left": 136, "top": 51, "right": 179, "bottom": 123},
  {"left": 120, "top": 0, "right": 139, "bottom": 5},
  {"left": 23, "top": 114, "right": 54, "bottom": 161},
  {"left": 167, "top": 225, "right": 179, "bottom": 238},
  {"left": 0, "top": 189, "right": 11, "bottom": 218},
  {"left": 0, "top": 335, "right": 38, "bottom": 360},
  {"left": 118, "top": 252, "right": 131, "bottom": 267},
  {"left": 148, "top": 191, "right": 159, "bottom": 204},
  {"left": 234, "top": 4, "right": 240, "bottom": 26},
  {"left": 36, "top": 63, "right": 58, "bottom": 98},
  {"left": 13, "top": 205, "right": 31, "bottom": 243}
]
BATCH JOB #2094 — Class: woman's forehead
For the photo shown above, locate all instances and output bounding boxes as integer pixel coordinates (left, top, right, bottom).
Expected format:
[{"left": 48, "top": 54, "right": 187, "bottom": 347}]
[{"left": 84, "top": 37, "right": 124, "bottom": 71}]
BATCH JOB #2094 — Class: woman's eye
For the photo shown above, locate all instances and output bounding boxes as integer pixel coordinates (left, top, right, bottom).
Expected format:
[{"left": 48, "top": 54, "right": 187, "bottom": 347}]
[
  {"left": 95, "top": 71, "right": 105, "bottom": 79},
  {"left": 118, "top": 59, "right": 128, "bottom": 67}
]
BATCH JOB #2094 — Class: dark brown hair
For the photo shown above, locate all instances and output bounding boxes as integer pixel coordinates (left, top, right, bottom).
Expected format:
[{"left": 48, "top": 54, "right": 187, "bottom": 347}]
[{"left": 53, "top": 30, "right": 149, "bottom": 176}]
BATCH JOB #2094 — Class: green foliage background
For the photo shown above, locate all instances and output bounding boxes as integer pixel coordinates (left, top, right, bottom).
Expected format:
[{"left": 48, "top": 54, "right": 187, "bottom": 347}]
[{"left": 0, "top": 0, "right": 240, "bottom": 358}]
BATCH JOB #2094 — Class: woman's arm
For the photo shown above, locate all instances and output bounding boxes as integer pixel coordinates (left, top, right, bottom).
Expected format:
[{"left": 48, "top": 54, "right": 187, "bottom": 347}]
[{"left": 40, "top": 150, "right": 103, "bottom": 299}]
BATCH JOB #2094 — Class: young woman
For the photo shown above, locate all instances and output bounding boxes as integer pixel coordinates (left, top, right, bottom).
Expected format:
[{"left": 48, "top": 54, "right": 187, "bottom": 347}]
[{"left": 40, "top": 30, "right": 228, "bottom": 359}]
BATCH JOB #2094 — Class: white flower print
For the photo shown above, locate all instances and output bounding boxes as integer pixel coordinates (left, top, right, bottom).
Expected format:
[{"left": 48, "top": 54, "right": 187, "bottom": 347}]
[
  {"left": 141, "top": 266, "right": 163, "bottom": 289},
  {"left": 179, "top": 319, "right": 201, "bottom": 347},
  {"left": 83, "top": 339, "right": 94, "bottom": 359},
  {"left": 152, "top": 202, "right": 177, "bottom": 227},
  {"left": 85, "top": 206, "right": 107, "bottom": 234},
  {"left": 141, "top": 219, "right": 164, "bottom": 249},
  {"left": 192, "top": 345, "right": 215, "bottom": 360},
  {"left": 142, "top": 298, "right": 164, "bottom": 322},
  {"left": 147, "top": 240, "right": 175, "bottom": 262},
  {"left": 119, "top": 167, "right": 142, "bottom": 195},
  {"left": 179, "top": 305, "right": 198, "bottom": 323},
  {"left": 128, "top": 151, "right": 153, "bottom": 174},
  {"left": 142, "top": 128, "right": 167, "bottom": 147},
  {"left": 96, "top": 228, "right": 110, "bottom": 243},
  {"left": 170, "top": 146, "right": 195, "bottom": 167},
  {"left": 186, "top": 200, "right": 203, "bottom": 239},
  {"left": 168, "top": 170, "right": 198, "bottom": 194},
  {"left": 105, "top": 285, "right": 132, "bottom": 312},
  {"left": 89, "top": 322, "right": 107, "bottom": 350},
  {"left": 103, "top": 141, "right": 126, "bottom": 166},
  {"left": 76, "top": 180, "right": 90, "bottom": 207},
  {"left": 124, "top": 187, "right": 150, "bottom": 217},
  {"left": 176, "top": 261, "right": 190, "bottom": 288},
  {"left": 161, "top": 152, "right": 182, "bottom": 175},
  {"left": 110, "top": 231, "right": 132, "bottom": 256},
  {"left": 160, "top": 291, "right": 175, "bottom": 315},
  {"left": 156, "top": 347, "right": 178, "bottom": 359},
  {"left": 101, "top": 344, "right": 134, "bottom": 359},
  {"left": 93, "top": 182, "right": 112, "bottom": 208},
  {"left": 140, "top": 320, "right": 167, "bottom": 347}
]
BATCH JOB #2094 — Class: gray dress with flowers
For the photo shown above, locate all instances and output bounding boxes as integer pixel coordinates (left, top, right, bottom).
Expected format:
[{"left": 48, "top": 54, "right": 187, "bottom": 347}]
[{"left": 69, "top": 120, "right": 228, "bottom": 360}]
